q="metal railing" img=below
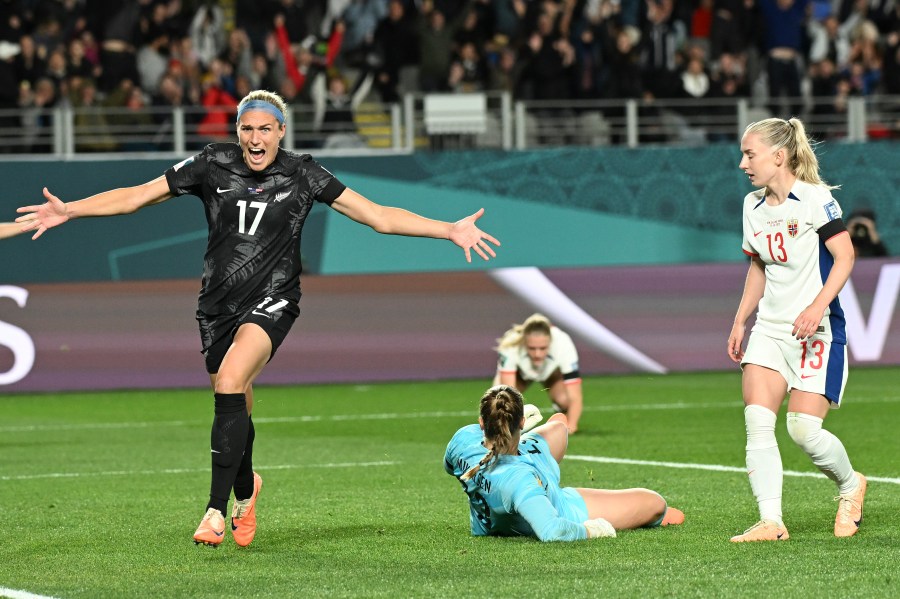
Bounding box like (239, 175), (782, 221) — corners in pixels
(3, 93), (898, 159)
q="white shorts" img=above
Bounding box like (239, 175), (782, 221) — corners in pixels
(742, 332), (848, 407)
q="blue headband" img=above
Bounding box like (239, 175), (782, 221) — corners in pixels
(236, 100), (285, 125)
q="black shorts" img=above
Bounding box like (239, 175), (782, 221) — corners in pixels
(198, 296), (300, 374)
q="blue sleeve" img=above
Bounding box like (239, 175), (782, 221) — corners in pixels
(505, 470), (587, 542)
(515, 495), (588, 542)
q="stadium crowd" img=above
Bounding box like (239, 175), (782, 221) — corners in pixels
(1, 0), (899, 150)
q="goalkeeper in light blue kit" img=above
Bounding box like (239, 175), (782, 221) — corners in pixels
(444, 385), (684, 541)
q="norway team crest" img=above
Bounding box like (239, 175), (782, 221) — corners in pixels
(787, 218), (798, 238)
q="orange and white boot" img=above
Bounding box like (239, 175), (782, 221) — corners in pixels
(231, 472), (263, 547)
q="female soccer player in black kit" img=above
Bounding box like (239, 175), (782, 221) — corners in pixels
(16, 90), (501, 547)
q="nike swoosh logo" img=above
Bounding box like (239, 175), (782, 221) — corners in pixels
(211, 449), (221, 453)
(801, 374), (817, 379)
(754, 231), (763, 237)
(217, 187), (234, 193)
(252, 310), (269, 317)
(214, 530), (224, 537)
(777, 532), (785, 539)
(231, 521), (238, 531)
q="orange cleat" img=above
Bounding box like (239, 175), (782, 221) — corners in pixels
(193, 507), (226, 547)
(834, 472), (867, 538)
(231, 472), (263, 547)
(730, 519), (789, 542)
(661, 507), (685, 526)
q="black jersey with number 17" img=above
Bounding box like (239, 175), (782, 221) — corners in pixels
(164, 143), (346, 316)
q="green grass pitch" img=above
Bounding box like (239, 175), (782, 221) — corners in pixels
(2, 368), (898, 598)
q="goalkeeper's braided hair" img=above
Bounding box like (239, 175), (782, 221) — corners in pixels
(460, 385), (525, 481)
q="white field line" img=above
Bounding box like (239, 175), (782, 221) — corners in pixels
(567, 455), (900, 486)
(0, 588), (61, 599)
(3, 394), (898, 434)
(0, 461), (399, 482)
(4, 452), (899, 486)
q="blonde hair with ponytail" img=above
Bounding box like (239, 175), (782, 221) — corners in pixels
(495, 313), (553, 351)
(460, 385), (525, 482)
(743, 117), (838, 190)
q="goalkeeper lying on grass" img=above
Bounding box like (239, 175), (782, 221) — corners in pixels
(444, 385), (684, 541)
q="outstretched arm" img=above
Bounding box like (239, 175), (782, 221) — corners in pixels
(330, 187), (500, 262)
(16, 176), (174, 240)
(0, 222), (25, 240)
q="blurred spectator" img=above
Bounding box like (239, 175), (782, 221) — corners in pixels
(708, 0), (753, 60)
(417, 0), (470, 92)
(758, 0), (809, 118)
(883, 31), (899, 95)
(640, 0), (688, 99)
(67, 36), (97, 80)
(31, 15), (64, 55)
(808, 15), (852, 66)
(0, 38), (20, 153)
(190, 1), (226, 69)
(606, 24), (643, 100)
(136, 26), (169, 95)
(836, 0), (896, 34)
(236, 0), (275, 52)
(43, 45), (68, 91)
(248, 51), (279, 92)
(680, 53), (710, 103)
(448, 41), (489, 92)
(312, 68), (375, 148)
(488, 45), (524, 93)
(278, 0), (310, 43)
(340, 0), (388, 66)
(489, 0), (528, 43)
(690, 0), (714, 54)
(518, 10), (576, 100)
(846, 209), (889, 257)
(0, 0), (27, 42)
(14, 34), (45, 86)
(71, 78), (118, 152)
(371, 0), (419, 102)
(841, 19), (883, 95)
(274, 14), (344, 100)
(710, 51), (749, 94)
(571, 0), (619, 99)
(18, 76), (57, 152)
(104, 79), (156, 151)
(88, 0), (142, 93)
(196, 71), (238, 141)
(220, 28), (254, 85)
(808, 57), (842, 118)
(455, 2), (492, 50)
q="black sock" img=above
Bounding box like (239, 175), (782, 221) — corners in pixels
(206, 393), (249, 515)
(233, 417), (256, 501)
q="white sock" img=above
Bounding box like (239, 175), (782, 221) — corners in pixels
(786, 412), (857, 495)
(744, 404), (783, 525)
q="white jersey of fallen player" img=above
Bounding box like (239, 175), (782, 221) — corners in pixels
(498, 326), (580, 382)
(741, 179), (847, 343)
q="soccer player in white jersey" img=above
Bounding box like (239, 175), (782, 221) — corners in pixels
(494, 313), (585, 432)
(727, 117), (866, 542)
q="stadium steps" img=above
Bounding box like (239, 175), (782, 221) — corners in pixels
(354, 102), (429, 149)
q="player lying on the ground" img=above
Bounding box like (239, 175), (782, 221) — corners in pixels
(444, 385), (684, 541)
